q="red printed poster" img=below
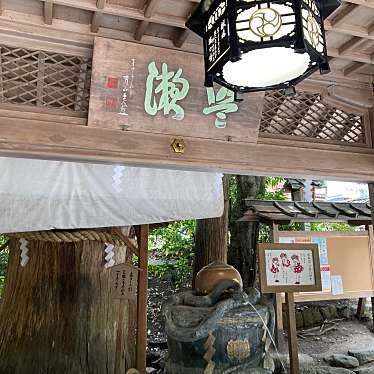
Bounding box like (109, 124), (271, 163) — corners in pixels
(265, 249), (315, 286)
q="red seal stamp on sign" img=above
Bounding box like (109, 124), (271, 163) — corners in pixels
(106, 76), (119, 89)
(105, 96), (118, 111)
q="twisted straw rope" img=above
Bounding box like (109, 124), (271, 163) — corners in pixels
(8, 230), (126, 246)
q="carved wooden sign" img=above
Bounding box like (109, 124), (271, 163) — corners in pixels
(110, 263), (139, 300)
(88, 37), (263, 144)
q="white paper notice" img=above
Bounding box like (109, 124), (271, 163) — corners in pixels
(279, 237), (295, 244)
(312, 237), (328, 265)
(331, 275), (344, 295)
(320, 265), (331, 292)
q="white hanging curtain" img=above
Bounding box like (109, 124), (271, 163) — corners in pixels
(0, 157), (224, 233)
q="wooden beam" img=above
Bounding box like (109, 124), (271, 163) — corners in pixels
(144, 0), (161, 18)
(134, 0), (161, 41)
(91, 12), (102, 33)
(96, 0), (106, 9)
(2, 117), (374, 181)
(0, 10), (203, 55)
(329, 47), (374, 66)
(173, 29), (191, 48)
(328, 3), (358, 27)
(134, 20), (149, 41)
(325, 22), (374, 41)
(339, 36), (364, 54)
(344, 0), (374, 9)
(44, 0), (53, 25)
(368, 22), (374, 35)
(343, 61), (367, 76)
(92, 0), (106, 33)
(39, 0), (186, 29)
(136, 224), (149, 374)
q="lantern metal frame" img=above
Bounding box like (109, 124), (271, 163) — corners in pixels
(186, 0), (340, 94)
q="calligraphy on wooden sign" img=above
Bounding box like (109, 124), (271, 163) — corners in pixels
(110, 263), (139, 300)
(88, 37), (263, 143)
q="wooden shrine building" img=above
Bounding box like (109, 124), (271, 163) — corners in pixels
(0, 0), (371, 181)
(0, 1), (373, 374)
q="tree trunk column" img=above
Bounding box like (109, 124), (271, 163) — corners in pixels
(193, 175), (229, 281)
(0, 234), (136, 374)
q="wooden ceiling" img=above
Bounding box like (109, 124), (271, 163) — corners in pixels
(0, 0), (372, 87)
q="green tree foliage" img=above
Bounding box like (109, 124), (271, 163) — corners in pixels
(148, 220), (195, 287)
(148, 176), (288, 286)
(310, 222), (353, 231)
(258, 176), (287, 201)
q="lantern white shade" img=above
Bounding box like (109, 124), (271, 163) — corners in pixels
(222, 47), (311, 88)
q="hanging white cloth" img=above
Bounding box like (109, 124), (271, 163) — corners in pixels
(0, 157), (223, 233)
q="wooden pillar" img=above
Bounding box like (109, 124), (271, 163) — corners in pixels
(0, 234), (136, 374)
(136, 224), (149, 374)
(271, 223), (283, 344)
(367, 184), (374, 330)
(285, 292), (300, 374)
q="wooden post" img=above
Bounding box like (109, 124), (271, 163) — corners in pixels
(285, 292), (300, 374)
(368, 183), (374, 331)
(371, 297), (374, 331)
(136, 224), (149, 374)
(271, 223), (282, 345)
(356, 298), (366, 320)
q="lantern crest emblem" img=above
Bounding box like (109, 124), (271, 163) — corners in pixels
(248, 8), (282, 38)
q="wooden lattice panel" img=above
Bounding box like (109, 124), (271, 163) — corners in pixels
(0, 45), (91, 113)
(260, 90), (366, 145)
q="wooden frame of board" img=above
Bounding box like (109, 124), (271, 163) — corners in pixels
(272, 226), (374, 331)
(258, 243), (322, 294)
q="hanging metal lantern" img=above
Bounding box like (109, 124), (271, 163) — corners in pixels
(186, 0), (340, 95)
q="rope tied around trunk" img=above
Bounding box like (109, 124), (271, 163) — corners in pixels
(8, 229), (127, 247)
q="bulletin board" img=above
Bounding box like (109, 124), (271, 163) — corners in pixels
(273, 226), (374, 329)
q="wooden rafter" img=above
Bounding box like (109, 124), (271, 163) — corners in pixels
(343, 62), (367, 76)
(134, 0), (162, 41)
(43, 0), (53, 25)
(325, 22), (374, 42)
(0, 0), (368, 83)
(338, 36), (364, 54)
(328, 46), (374, 65)
(91, 0), (106, 33)
(173, 29), (191, 48)
(173, 3), (198, 48)
(96, 0), (106, 9)
(327, 3), (358, 27)
(39, 0), (186, 29)
(345, 0), (374, 9)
